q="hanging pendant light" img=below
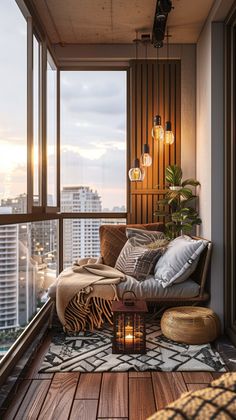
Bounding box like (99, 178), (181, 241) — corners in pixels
(141, 38), (152, 167)
(152, 43), (164, 142)
(129, 158), (145, 181)
(152, 115), (164, 142)
(129, 31), (145, 181)
(164, 121), (174, 145)
(141, 143), (152, 167)
(164, 27), (175, 145)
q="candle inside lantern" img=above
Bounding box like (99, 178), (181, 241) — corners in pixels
(125, 324), (135, 341)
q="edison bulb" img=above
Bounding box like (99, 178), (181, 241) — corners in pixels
(129, 159), (145, 181)
(164, 121), (175, 145)
(152, 115), (164, 142)
(140, 152), (152, 167)
(140, 144), (152, 167)
(164, 130), (175, 145)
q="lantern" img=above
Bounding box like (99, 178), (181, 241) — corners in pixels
(112, 291), (148, 354)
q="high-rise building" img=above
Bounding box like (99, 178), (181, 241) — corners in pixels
(0, 196), (58, 331)
(61, 186), (102, 267)
(1, 194), (27, 214)
(0, 221), (19, 330)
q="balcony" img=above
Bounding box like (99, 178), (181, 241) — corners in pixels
(0, 0), (236, 419)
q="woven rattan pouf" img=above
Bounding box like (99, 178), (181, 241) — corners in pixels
(161, 306), (220, 345)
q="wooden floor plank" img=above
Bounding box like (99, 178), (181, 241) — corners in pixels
(187, 383), (208, 392)
(69, 400), (98, 420)
(25, 333), (53, 379)
(98, 373), (128, 418)
(2, 380), (31, 420)
(75, 373), (102, 399)
(129, 372), (151, 377)
(38, 372), (79, 420)
(129, 377), (156, 420)
(14, 379), (51, 420)
(182, 372), (213, 384)
(152, 372), (187, 410)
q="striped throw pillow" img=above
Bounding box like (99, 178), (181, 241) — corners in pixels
(115, 238), (165, 281)
(126, 228), (165, 245)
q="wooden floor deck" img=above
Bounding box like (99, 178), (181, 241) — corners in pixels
(2, 334), (223, 420)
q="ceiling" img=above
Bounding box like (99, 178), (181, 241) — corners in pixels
(32, 0), (215, 45)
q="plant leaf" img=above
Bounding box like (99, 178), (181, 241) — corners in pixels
(182, 178), (200, 187)
(165, 165), (182, 186)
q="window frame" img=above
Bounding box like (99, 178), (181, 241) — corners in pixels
(59, 67), (130, 271)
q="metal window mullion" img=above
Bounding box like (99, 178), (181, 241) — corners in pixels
(37, 39), (43, 207)
(127, 68), (131, 223)
(41, 41), (47, 210)
(57, 70), (61, 210)
(27, 17), (33, 213)
(59, 217), (63, 273)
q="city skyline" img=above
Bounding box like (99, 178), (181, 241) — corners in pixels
(0, 186), (126, 213)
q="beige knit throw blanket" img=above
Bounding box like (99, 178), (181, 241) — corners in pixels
(53, 263), (125, 331)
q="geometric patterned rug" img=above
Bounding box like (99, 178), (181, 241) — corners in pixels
(39, 322), (226, 373)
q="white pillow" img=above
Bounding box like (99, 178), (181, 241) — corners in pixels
(154, 235), (208, 288)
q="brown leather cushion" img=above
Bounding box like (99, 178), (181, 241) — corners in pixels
(99, 223), (165, 267)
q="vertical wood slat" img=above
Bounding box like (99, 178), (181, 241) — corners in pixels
(129, 59), (181, 224)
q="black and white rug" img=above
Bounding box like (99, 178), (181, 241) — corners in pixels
(39, 323), (226, 373)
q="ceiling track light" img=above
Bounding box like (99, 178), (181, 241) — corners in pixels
(152, 0), (173, 48)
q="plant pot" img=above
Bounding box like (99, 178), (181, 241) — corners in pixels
(169, 186), (182, 191)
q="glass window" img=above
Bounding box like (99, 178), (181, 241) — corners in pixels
(63, 218), (126, 268)
(60, 71), (127, 213)
(0, 220), (58, 357)
(0, 0), (27, 213)
(33, 35), (40, 205)
(47, 52), (57, 206)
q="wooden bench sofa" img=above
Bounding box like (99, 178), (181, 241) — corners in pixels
(59, 222), (212, 332)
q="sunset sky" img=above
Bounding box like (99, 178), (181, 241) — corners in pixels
(0, 1), (127, 211)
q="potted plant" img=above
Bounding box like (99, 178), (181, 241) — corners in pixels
(155, 165), (201, 239)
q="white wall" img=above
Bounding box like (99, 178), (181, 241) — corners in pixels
(196, 22), (212, 239)
(196, 0), (233, 326)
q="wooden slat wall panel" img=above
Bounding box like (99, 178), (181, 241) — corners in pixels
(129, 59), (181, 224)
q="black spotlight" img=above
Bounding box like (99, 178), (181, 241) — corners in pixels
(152, 0), (173, 48)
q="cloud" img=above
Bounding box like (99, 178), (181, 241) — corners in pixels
(60, 147), (127, 209)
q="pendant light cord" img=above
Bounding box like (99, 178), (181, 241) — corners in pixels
(135, 31), (138, 164)
(167, 27), (171, 122)
(146, 41), (148, 146)
(157, 45), (159, 113)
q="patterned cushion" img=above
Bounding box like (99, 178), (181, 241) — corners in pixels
(115, 238), (165, 281)
(99, 223), (165, 267)
(126, 227), (166, 245)
(148, 373), (236, 420)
